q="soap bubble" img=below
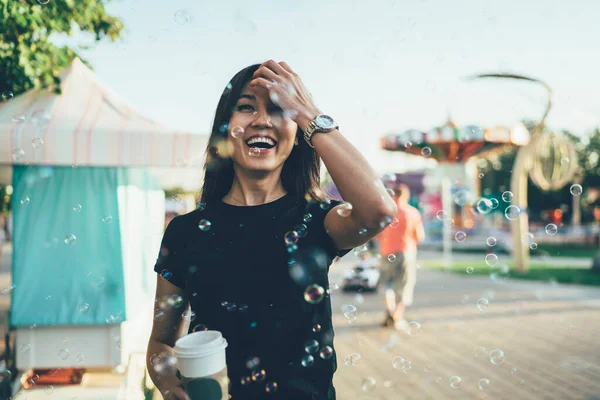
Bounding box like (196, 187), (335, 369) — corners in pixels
(20, 196), (30, 205)
(312, 324), (321, 333)
(476, 198), (493, 214)
(466, 267), (474, 274)
(174, 10), (189, 25)
(545, 224), (558, 235)
(102, 214), (113, 224)
(485, 253), (498, 267)
(361, 377), (376, 392)
(58, 348), (70, 360)
(475, 347), (487, 358)
(570, 184), (583, 196)
(73, 204), (82, 212)
(32, 137), (44, 149)
(344, 353), (361, 366)
(449, 376), (462, 389)
(435, 210), (447, 220)
(453, 189), (474, 206)
(421, 147), (432, 156)
(505, 205), (521, 220)
(489, 198), (499, 209)
(77, 303), (90, 314)
(231, 126), (244, 138)
(486, 237), (497, 247)
(303, 284), (325, 304)
(64, 234), (77, 246)
(455, 231), (467, 242)
(160, 269), (172, 280)
(387, 254), (397, 262)
(530, 242), (538, 250)
(501, 191), (514, 202)
(12, 149), (25, 161)
(198, 219), (211, 232)
(407, 321), (421, 335)
(489, 349), (505, 364)
(284, 231), (299, 245)
(301, 354), (314, 367)
(251, 369), (266, 382)
(319, 346), (334, 359)
(342, 304), (357, 320)
(477, 298), (489, 311)
(336, 202), (353, 217)
(265, 382), (278, 393)
(1, 91), (13, 101)
(304, 340), (319, 354)
(478, 378), (490, 391)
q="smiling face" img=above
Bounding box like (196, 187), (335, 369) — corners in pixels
(227, 82), (298, 174)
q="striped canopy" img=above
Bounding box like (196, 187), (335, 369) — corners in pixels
(0, 58), (207, 169)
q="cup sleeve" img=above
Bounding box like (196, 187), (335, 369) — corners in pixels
(153, 216), (186, 290)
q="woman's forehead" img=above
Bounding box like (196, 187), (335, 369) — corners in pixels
(239, 83), (270, 101)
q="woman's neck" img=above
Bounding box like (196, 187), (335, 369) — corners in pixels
(222, 181), (288, 206)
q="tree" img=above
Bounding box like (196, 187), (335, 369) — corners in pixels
(0, 0), (123, 97)
(480, 127), (600, 223)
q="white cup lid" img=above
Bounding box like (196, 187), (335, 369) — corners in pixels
(174, 331), (228, 357)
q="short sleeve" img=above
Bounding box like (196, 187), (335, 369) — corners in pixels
(308, 199), (352, 261)
(153, 216), (186, 289)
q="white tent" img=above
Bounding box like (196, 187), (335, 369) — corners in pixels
(0, 57), (207, 190)
(0, 59), (208, 374)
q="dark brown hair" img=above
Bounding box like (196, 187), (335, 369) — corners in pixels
(198, 63), (323, 206)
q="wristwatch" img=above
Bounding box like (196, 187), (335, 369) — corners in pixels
(303, 114), (339, 148)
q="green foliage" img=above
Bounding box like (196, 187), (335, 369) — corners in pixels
(0, 0), (123, 96)
(422, 260), (600, 286)
(480, 127), (600, 222)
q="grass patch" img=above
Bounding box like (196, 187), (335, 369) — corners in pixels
(451, 244), (599, 258)
(421, 260), (600, 286)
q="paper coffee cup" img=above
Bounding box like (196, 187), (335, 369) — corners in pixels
(174, 331), (228, 378)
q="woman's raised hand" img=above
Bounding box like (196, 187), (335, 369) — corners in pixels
(249, 60), (320, 125)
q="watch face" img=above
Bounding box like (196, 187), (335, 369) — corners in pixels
(315, 114), (335, 129)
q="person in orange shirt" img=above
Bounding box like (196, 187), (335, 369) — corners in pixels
(376, 184), (425, 331)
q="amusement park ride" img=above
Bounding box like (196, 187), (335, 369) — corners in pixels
(380, 73), (578, 272)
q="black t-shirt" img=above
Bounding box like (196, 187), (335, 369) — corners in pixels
(154, 194), (351, 400)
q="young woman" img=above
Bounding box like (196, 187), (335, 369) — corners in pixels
(147, 60), (397, 400)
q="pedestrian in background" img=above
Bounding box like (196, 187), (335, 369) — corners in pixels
(376, 184), (425, 331)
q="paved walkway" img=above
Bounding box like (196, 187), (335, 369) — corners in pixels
(329, 255), (600, 400)
(2, 244), (600, 399)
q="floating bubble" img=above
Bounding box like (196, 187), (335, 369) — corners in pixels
(444, 218), (455, 227)
(77, 303), (90, 314)
(174, 10), (189, 25)
(466, 267), (474, 274)
(38, 0), (51, 4)
(501, 191), (513, 202)
(361, 377), (376, 392)
(302, 213), (312, 223)
(73, 204), (82, 212)
(489, 349), (505, 364)
(312, 324), (321, 333)
(320, 199), (332, 210)
(304, 340), (319, 354)
(407, 321), (421, 336)
(76, 353), (85, 364)
(486, 237), (497, 247)
(479, 173), (484, 178)
(478, 378), (490, 391)
(510, 367), (518, 375)
(245, 356), (260, 370)
(387, 254), (397, 262)
(342, 304), (357, 320)
(319, 346), (333, 359)
(379, 215), (393, 228)
(20, 343), (31, 352)
(1, 91), (13, 101)
(477, 298), (489, 311)
(344, 353), (361, 366)
(435, 210), (447, 220)
(12, 115), (25, 123)
(485, 253), (498, 267)
(336, 202), (353, 217)
(545, 223), (558, 235)
(102, 214), (113, 224)
(303, 284), (325, 304)
(404, 141), (412, 148)
(453, 189), (474, 206)
(295, 353), (314, 369)
(231, 126), (244, 138)
(248, 147), (261, 157)
(32, 137), (44, 149)
(530, 242), (538, 250)
(168, 294), (184, 308)
(20, 196), (30, 205)
(421, 147), (432, 156)
(489, 198), (499, 209)
(58, 348), (70, 360)
(449, 376), (462, 389)
(64, 234), (77, 246)
(198, 219), (211, 232)
(160, 269), (172, 280)
(265, 381), (278, 393)
(570, 184), (583, 196)
(12, 149), (25, 161)
(251, 369), (266, 382)
(390, 217), (399, 228)
(475, 346), (487, 358)
(505, 205), (521, 220)
(455, 231), (467, 242)
(392, 356), (406, 369)
(284, 231), (299, 245)
(476, 198), (493, 214)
